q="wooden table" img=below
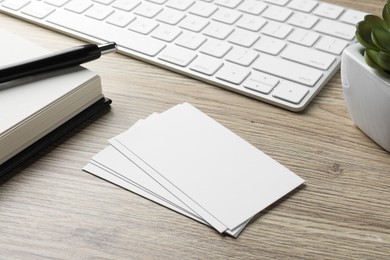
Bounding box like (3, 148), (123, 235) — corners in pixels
(1, 1), (389, 259)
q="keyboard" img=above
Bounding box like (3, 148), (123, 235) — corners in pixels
(0, 0), (367, 111)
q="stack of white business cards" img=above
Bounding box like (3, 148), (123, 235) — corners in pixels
(83, 103), (304, 237)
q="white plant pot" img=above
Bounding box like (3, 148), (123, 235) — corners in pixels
(341, 43), (390, 152)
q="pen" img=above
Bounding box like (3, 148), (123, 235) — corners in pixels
(0, 42), (117, 84)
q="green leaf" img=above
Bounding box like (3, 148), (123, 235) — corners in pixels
(385, 1), (390, 27)
(363, 14), (387, 29)
(365, 49), (390, 75)
(364, 50), (390, 77)
(364, 50), (382, 70)
(356, 19), (382, 50)
(376, 51), (390, 71)
(372, 28), (390, 52)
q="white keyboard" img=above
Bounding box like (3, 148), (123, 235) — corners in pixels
(0, 0), (366, 111)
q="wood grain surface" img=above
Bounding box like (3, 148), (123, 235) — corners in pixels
(1, 1), (389, 259)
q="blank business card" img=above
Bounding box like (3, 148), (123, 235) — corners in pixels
(109, 103), (304, 233)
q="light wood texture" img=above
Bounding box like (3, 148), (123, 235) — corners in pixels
(1, 1), (389, 259)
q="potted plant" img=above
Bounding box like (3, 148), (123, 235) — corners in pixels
(341, 0), (390, 152)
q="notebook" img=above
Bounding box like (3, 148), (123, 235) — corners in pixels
(0, 28), (111, 176)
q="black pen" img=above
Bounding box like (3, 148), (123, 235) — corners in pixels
(0, 42), (117, 84)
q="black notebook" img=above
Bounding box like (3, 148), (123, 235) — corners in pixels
(0, 29), (111, 176)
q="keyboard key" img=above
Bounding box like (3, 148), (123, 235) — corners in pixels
(85, 5), (114, 20)
(128, 17), (159, 34)
(188, 1), (217, 17)
(199, 39), (232, 58)
(287, 12), (318, 29)
(253, 54), (322, 86)
(315, 36), (348, 55)
(227, 28), (259, 47)
(2, 0), (30, 11)
(214, 0), (243, 9)
(112, 0), (140, 11)
(133, 2), (163, 18)
(44, 0), (70, 7)
(166, 0), (194, 11)
(175, 31), (207, 50)
(65, 0), (93, 14)
(93, 0), (114, 4)
(272, 81), (309, 104)
(203, 21), (234, 40)
(158, 45), (197, 66)
(245, 82), (274, 94)
(238, 0), (267, 15)
(287, 0), (318, 13)
(215, 62), (250, 84)
(253, 36), (286, 55)
(264, 0), (289, 6)
(340, 9), (367, 25)
(313, 2), (344, 19)
(179, 14), (209, 32)
(212, 8), (242, 25)
(225, 47), (258, 66)
(236, 14), (267, 32)
(262, 5), (293, 22)
(105, 10), (136, 27)
(156, 8), (186, 25)
(244, 71), (279, 94)
(147, 0), (167, 4)
(261, 21), (293, 39)
(281, 44), (336, 70)
(189, 54), (223, 75)
(151, 24), (182, 42)
(314, 19), (355, 40)
(287, 28), (320, 47)
(22, 2), (55, 19)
